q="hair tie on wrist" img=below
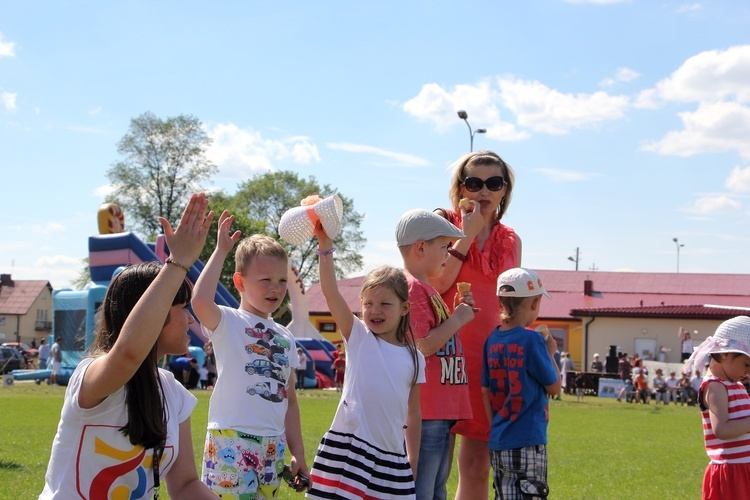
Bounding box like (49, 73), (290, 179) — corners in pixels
(447, 247), (468, 262)
(165, 257), (190, 273)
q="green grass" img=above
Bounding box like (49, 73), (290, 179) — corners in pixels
(0, 384), (705, 499)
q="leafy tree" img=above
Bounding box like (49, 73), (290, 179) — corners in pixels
(106, 112), (217, 236)
(201, 171), (365, 301)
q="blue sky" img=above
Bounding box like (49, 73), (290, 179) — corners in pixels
(2, 1), (750, 290)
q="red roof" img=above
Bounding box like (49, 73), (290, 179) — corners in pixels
(0, 278), (53, 315)
(570, 304), (750, 320)
(305, 269), (750, 320)
(537, 270), (750, 321)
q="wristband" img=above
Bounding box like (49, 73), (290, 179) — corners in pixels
(447, 247), (468, 262)
(165, 257), (190, 273)
(317, 246), (336, 257)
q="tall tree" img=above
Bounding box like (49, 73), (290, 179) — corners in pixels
(106, 112), (217, 236)
(201, 171), (365, 296)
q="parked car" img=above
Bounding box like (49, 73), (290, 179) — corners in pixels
(0, 346), (25, 374)
(1, 342), (38, 358)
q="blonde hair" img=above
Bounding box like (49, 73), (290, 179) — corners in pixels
(448, 150), (516, 220)
(498, 284), (537, 323)
(234, 234), (288, 274)
(360, 266), (420, 386)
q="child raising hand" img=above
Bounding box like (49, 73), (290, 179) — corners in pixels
(306, 223), (426, 499)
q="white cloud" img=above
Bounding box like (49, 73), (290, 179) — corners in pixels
(675, 3), (701, 14)
(685, 195), (741, 214)
(206, 123), (321, 179)
(599, 67), (640, 87)
(93, 184), (115, 199)
(534, 168), (601, 182)
(0, 33), (15, 58)
(649, 45), (750, 104)
(327, 143), (430, 168)
(498, 77), (629, 134)
(88, 107), (102, 116)
(726, 165), (750, 192)
(404, 77), (628, 139)
(402, 80), (528, 141)
(1, 92), (17, 113)
(641, 101), (750, 158)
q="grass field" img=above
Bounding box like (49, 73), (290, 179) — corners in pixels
(0, 382), (706, 499)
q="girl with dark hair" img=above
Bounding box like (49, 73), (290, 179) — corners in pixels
(41, 193), (216, 499)
(307, 223), (425, 498)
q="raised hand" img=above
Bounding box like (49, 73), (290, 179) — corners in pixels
(158, 193), (215, 267)
(216, 210), (242, 255)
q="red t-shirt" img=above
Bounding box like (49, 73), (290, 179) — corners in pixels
(408, 274), (471, 421)
(440, 210), (519, 440)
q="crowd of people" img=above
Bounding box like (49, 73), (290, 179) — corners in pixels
(36, 153), (749, 499)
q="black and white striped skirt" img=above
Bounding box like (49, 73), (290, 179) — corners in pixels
(306, 429), (415, 499)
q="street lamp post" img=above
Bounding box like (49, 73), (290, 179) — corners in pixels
(457, 110), (486, 152)
(567, 247), (580, 271)
(673, 237), (684, 273)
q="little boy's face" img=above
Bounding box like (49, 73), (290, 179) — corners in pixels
(235, 254), (288, 317)
(423, 236), (453, 279)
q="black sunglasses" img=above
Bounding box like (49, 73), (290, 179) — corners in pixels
(462, 176), (506, 192)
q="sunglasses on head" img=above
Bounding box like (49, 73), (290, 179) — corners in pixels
(462, 176), (506, 192)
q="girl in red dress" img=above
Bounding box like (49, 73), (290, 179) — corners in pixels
(433, 151), (522, 499)
(684, 316), (750, 499)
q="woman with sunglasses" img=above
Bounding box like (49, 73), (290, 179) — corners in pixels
(433, 150), (522, 500)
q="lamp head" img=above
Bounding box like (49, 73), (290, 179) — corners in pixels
(673, 237), (678, 243)
(476, 128), (487, 134)
(457, 110), (468, 120)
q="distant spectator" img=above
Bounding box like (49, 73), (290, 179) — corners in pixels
(575, 371), (585, 402)
(296, 347), (307, 391)
(635, 372), (650, 404)
(679, 373), (695, 405)
(203, 341), (217, 387)
(38, 338), (49, 370)
(169, 355), (191, 386)
(333, 350), (346, 392)
(49, 337), (63, 386)
(199, 363), (209, 389)
(679, 327), (694, 362)
(690, 369), (703, 400)
(560, 352), (575, 394)
(665, 371), (680, 404)
(617, 377), (635, 403)
(590, 353), (603, 373)
(185, 358), (199, 390)
(653, 368), (667, 404)
(618, 353), (632, 382)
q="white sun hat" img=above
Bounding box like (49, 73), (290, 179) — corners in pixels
(683, 316), (750, 375)
(278, 194), (344, 245)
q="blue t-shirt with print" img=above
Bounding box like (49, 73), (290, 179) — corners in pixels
(481, 325), (559, 450)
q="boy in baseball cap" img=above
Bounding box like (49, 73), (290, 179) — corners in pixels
(482, 267), (560, 498)
(395, 208), (474, 499)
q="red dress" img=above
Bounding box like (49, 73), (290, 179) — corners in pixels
(440, 209), (519, 441)
(700, 376), (750, 499)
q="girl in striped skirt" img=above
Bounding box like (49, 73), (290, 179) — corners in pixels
(308, 224), (425, 499)
(684, 316), (750, 499)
